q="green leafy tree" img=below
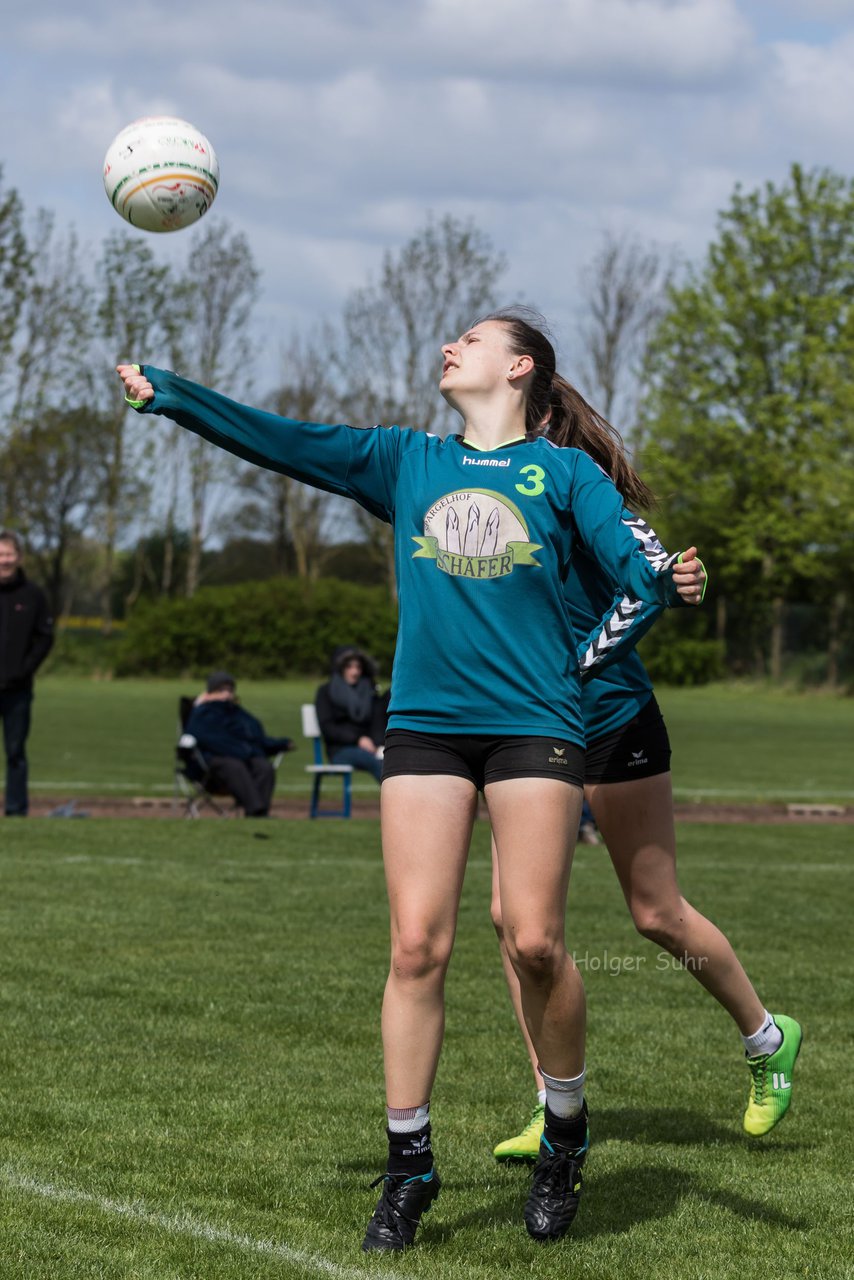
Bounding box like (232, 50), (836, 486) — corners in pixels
(641, 164), (854, 680)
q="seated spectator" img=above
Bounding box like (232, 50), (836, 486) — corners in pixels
(185, 671), (295, 817)
(315, 647), (389, 784)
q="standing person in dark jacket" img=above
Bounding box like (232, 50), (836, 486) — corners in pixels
(315, 647), (389, 784)
(184, 671), (295, 817)
(0, 530), (53, 816)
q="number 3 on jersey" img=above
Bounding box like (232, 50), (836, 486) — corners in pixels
(515, 464), (546, 497)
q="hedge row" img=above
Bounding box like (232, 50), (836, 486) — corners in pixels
(115, 578), (399, 679)
(115, 575), (724, 687)
(637, 611), (725, 686)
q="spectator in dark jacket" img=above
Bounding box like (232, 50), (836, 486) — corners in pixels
(0, 530), (53, 816)
(184, 670), (294, 816)
(315, 646), (389, 784)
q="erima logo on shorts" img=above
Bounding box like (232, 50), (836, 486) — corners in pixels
(627, 749), (648, 767)
(549, 746), (569, 765)
(461, 454), (511, 467)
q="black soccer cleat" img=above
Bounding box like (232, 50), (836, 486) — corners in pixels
(523, 1125), (588, 1243)
(361, 1168), (441, 1252)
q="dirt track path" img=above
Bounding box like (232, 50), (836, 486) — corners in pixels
(28, 795), (853, 824)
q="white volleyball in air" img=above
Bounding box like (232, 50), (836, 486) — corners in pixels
(103, 116), (219, 233)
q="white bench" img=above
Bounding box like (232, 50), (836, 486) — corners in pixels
(301, 703), (353, 818)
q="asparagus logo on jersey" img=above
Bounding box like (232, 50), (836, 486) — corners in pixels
(413, 489), (541, 580)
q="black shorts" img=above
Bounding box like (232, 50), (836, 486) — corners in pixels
(584, 694), (671, 784)
(382, 730), (585, 791)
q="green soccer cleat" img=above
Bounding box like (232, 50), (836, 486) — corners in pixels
(743, 1013), (803, 1136)
(493, 1102), (545, 1163)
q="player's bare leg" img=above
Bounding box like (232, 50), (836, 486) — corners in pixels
(363, 773), (477, 1253)
(486, 777), (589, 1241)
(586, 772), (766, 1032)
(380, 774), (478, 1104)
(489, 837), (546, 1160)
(588, 771), (801, 1134)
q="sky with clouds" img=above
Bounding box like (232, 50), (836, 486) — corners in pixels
(2, 0), (854, 386)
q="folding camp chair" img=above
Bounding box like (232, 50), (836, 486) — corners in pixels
(173, 695), (236, 818)
(301, 703), (353, 818)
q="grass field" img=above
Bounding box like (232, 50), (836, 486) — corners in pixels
(1, 818), (851, 1278)
(23, 676), (854, 805)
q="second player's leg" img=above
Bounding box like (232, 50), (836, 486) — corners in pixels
(490, 836), (542, 1085)
(586, 772), (766, 1034)
(486, 777), (585, 1080)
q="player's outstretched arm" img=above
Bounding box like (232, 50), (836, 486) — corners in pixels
(115, 361), (402, 523)
(117, 364), (154, 403)
(673, 547), (706, 605)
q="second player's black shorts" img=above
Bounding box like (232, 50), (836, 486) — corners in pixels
(382, 729), (585, 791)
(584, 693), (671, 784)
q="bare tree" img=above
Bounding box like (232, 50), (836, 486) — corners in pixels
(93, 231), (172, 629)
(235, 334), (351, 579)
(0, 405), (103, 615)
(165, 221), (259, 596)
(0, 168), (32, 389)
(0, 215), (103, 618)
(576, 230), (674, 442)
(330, 214), (506, 595)
(4, 214), (94, 428)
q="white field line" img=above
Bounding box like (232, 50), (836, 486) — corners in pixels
(2, 1165), (393, 1280)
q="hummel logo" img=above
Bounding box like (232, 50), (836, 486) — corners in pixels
(553, 747), (566, 756)
(772, 1072), (792, 1091)
(461, 454), (511, 467)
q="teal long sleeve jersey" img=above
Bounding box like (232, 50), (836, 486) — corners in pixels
(572, 534), (661, 742)
(132, 367), (683, 746)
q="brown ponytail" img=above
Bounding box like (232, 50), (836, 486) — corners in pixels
(546, 373), (656, 511)
(478, 306), (656, 511)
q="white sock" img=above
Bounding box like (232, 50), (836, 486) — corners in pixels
(742, 1011), (783, 1058)
(539, 1065), (585, 1119)
(387, 1102), (430, 1133)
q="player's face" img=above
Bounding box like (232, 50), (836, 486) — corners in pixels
(0, 539), (21, 581)
(439, 321), (515, 404)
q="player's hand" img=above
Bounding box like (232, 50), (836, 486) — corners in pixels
(673, 546), (706, 605)
(116, 363), (154, 402)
